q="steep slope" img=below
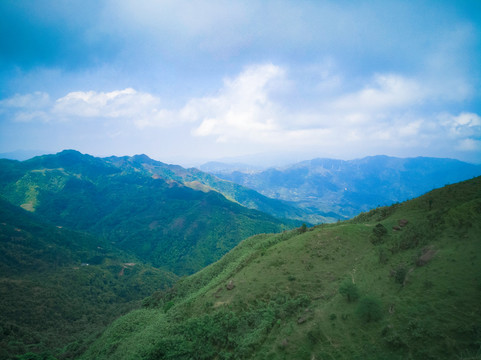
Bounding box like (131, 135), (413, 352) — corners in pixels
(80, 176), (481, 360)
(0, 150), (297, 275)
(0, 197), (177, 360)
(104, 154), (317, 223)
(208, 155), (481, 220)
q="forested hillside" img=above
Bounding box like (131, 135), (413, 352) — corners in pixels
(0, 150), (298, 275)
(0, 197), (177, 359)
(81, 176), (481, 359)
(104, 154), (316, 223)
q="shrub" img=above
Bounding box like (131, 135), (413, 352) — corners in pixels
(398, 225), (431, 250)
(378, 247), (389, 264)
(299, 223), (307, 233)
(339, 279), (359, 302)
(163, 301), (175, 312)
(356, 296), (383, 323)
(370, 223), (388, 245)
(393, 265), (408, 285)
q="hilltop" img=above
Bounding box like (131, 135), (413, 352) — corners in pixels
(80, 176), (481, 359)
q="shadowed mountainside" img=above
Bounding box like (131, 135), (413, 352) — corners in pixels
(0, 197), (177, 359)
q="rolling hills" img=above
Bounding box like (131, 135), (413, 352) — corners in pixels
(204, 155), (481, 221)
(0, 150), (299, 275)
(103, 154), (314, 223)
(79, 176), (481, 359)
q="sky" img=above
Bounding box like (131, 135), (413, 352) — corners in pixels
(1, 0), (480, 166)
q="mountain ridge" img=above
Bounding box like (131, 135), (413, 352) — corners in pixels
(102, 152), (320, 223)
(0, 150), (300, 275)
(205, 155), (481, 220)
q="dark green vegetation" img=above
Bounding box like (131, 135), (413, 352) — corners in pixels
(0, 150), (301, 358)
(80, 176), (481, 359)
(0, 150), (298, 275)
(0, 197), (177, 359)
(207, 155), (481, 221)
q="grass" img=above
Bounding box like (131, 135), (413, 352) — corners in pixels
(79, 177), (481, 359)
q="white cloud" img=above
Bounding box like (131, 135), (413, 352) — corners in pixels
(0, 88), (177, 128)
(439, 112), (481, 138)
(332, 74), (425, 111)
(456, 138), (481, 151)
(0, 92), (51, 109)
(0, 92), (52, 122)
(187, 64), (284, 142)
(13, 111), (51, 123)
(2, 63), (480, 162)
(452, 112), (481, 127)
(129, 63), (287, 143)
(53, 88), (160, 120)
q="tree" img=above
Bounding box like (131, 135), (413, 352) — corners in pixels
(394, 265), (407, 285)
(299, 223), (307, 233)
(356, 296), (383, 323)
(339, 279), (359, 302)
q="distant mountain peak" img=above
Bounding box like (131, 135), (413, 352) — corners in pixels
(131, 154), (156, 164)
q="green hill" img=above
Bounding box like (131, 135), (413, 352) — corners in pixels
(0, 197), (177, 360)
(0, 150), (298, 275)
(104, 154), (318, 223)
(80, 176), (481, 360)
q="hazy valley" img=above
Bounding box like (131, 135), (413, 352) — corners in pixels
(202, 156), (481, 221)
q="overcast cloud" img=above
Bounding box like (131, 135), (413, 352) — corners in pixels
(0, 0), (480, 165)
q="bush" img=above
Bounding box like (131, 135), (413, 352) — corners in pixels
(393, 265), (408, 285)
(370, 223), (388, 245)
(339, 279), (360, 302)
(378, 247), (389, 264)
(356, 296), (383, 323)
(299, 223), (308, 233)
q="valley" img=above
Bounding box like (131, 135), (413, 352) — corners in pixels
(2, 1), (479, 359)
(203, 156), (481, 221)
(0, 150), (480, 359)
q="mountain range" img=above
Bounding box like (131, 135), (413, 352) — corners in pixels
(202, 155), (481, 221)
(1, 150), (480, 359)
(0, 150), (302, 359)
(0, 150), (300, 275)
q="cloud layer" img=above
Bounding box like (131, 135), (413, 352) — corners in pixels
(0, 1), (480, 164)
(2, 63), (480, 162)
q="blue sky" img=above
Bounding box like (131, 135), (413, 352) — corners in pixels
(1, 0), (480, 166)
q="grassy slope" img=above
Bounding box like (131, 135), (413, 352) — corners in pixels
(0, 197), (177, 360)
(80, 176), (481, 360)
